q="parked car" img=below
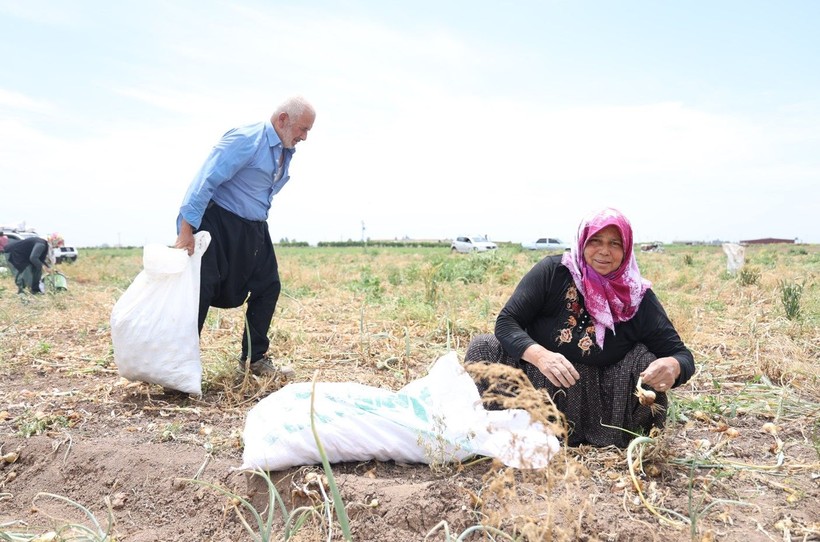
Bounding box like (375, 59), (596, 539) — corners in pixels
(640, 241), (664, 253)
(1, 229), (41, 251)
(1, 229), (40, 242)
(451, 235), (498, 253)
(54, 246), (79, 263)
(1, 230), (79, 262)
(521, 237), (570, 251)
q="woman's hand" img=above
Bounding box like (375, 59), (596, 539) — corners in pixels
(640, 356), (681, 392)
(523, 344), (580, 388)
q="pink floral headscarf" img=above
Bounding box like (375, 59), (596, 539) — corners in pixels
(561, 207), (650, 349)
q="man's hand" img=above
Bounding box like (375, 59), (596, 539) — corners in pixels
(640, 356), (681, 392)
(175, 220), (195, 256)
(523, 344), (580, 388)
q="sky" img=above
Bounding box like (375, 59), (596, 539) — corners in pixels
(1, 0), (818, 248)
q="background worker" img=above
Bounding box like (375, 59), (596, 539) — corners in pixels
(6, 233), (64, 295)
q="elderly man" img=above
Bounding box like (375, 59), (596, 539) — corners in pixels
(175, 97), (316, 378)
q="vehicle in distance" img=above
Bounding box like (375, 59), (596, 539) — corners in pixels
(451, 235), (498, 253)
(1, 230), (79, 263)
(1, 229), (41, 253)
(54, 246), (79, 263)
(521, 237), (569, 251)
(1, 229), (40, 243)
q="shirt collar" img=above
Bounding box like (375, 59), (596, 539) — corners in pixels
(264, 120), (296, 155)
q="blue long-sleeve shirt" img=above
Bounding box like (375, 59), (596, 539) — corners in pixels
(177, 120), (295, 231)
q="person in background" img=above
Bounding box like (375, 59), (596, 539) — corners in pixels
(6, 233), (64, 295)
(175, 96), (316, 378)
(464, 207), (695, 447)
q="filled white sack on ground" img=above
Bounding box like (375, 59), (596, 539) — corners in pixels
(241, 351), (560, 471)
(110, 231), (210, 395)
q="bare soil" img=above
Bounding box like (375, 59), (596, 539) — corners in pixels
(3, 338), (818, 541)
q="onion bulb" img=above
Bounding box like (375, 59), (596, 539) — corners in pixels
(634, 378), (664, 414)
(761, 422), (779, 435)
(634, 377), (656, 405)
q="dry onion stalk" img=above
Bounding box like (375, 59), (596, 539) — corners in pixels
(635, 377), (665, 415)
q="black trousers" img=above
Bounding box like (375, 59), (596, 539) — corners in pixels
(196, 203), (281, 362)
(12, 262), (43, 294)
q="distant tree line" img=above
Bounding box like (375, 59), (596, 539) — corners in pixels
(316, 239), (451, 248)
(276, 238), (310, 247)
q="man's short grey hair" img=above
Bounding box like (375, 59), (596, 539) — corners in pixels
(274, 96), (315, 118)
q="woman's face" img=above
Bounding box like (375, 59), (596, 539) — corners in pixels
(583, 225), (624, 276)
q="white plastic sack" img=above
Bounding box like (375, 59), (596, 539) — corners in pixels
(722, 243), (745, 274)
(110, 232), (210, 395)
(241, 352), (560, 471)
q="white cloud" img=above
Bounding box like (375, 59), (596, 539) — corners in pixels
(0, 1), (82, 26)
(0, 88), (54, 112)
